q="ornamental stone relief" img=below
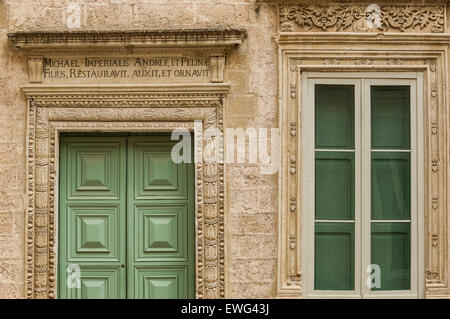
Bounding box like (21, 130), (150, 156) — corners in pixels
(279, 4), (445, 33)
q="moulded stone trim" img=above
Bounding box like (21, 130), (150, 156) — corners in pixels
(8, 29), (247, 50)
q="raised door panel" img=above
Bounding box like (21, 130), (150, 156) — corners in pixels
(67, 205), (120, 261)
(66, 266), (122, 299)
(135, 266), (188, 299)
(133, 139), (189, 200)
(135, 204), (188, 261)
(66, 142), (122, 199)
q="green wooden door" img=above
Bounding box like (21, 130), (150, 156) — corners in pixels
(127, 136), (195, 299)
(58, 134), (195, 299)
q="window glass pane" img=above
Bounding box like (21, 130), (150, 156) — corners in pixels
(315, 84), (355, 149)
(315, 152), (354, 220)
(371, 86), (410, 149)
(315, 222), (355, 290)
(372, 152), (410, 220)
(371, 222), (411, 290)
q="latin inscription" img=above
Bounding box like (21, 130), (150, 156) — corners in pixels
(42, 56), (211, 83)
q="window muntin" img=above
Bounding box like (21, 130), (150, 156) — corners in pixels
(302, 73), (423, 298)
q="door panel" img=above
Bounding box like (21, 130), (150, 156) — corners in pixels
(135, 204), (189, 261)
(69, 266), (122, 299)
(59, 137), (127, 299)
(135, 266), (188, 299)
(68, 205), (121, 260)
(134, 141), (189, 200)
(127, 136), (195, 299)
(66, 142), (123, 199)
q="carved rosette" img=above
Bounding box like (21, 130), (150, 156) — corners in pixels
(279, 4), (445, 33)
(24, 88), (227, 299)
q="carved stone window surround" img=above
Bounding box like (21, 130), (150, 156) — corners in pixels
(278, 33), (449, 298)
(22, 84), (228, 299)
(279, 3), (447, 33)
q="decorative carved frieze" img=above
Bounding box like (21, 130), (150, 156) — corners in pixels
(279, 4), (445, 33)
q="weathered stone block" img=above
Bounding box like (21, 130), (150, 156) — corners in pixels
(229, 234), (276, 259)
(227, 94), (257, 118)
(228, 259), (276, 283)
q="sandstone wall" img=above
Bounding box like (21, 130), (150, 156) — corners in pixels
(0, 0), (278, 298)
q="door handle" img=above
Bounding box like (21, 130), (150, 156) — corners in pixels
(121, 264), (125, 268)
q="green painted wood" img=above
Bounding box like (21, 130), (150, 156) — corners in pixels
(371, 152), (411, 220)
(59, 134), (195, 299)
(371, 222), (411, 290)
(127, 135), (195, 299)
(58, 137), (127, 299)
(314, 222), (355, 290)
(315, 84), (355, 149)
(371, 86), (410, 150)
(315, 151), (355, 220)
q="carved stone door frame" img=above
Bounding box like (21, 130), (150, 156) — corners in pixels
(277, 32), (450, 298)
(22, 84), (228, 299)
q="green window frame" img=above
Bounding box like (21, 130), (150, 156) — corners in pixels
(302, 72), (424, 298)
